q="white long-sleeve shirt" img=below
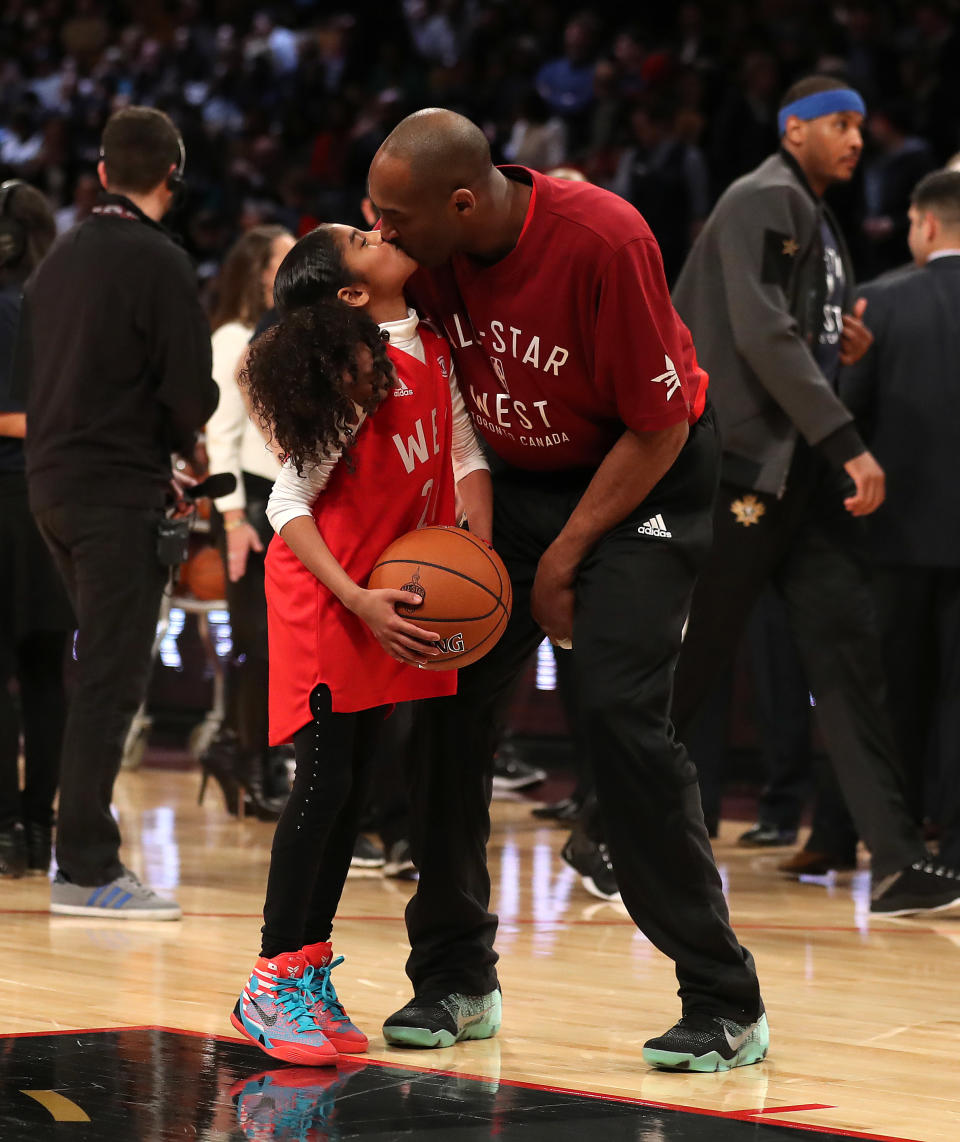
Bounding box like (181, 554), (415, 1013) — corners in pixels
(267, 308), (488, 534)
(206, 321), (282, 513)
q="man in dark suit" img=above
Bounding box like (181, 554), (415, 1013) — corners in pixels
(841, 169), (960, 873)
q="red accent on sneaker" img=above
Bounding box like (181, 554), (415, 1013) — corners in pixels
(299, 942), (369, 1054)
(301, 941), (333, 969)
(257, 950), (310, 981)
(229, 1011), (338, 1066)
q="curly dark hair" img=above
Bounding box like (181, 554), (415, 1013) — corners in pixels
(242, 225), (394, 475)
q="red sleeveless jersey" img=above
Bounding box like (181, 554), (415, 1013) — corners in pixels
(266, 329), (458, 741)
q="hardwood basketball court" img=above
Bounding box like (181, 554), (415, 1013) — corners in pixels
(1, 769), (958, 1141)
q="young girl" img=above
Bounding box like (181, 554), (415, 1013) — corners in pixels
(231, 224), (491, 1065)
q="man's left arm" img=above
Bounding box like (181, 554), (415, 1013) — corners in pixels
(532, 237), (695, 642)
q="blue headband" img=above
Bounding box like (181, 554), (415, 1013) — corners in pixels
(777, 89), (866, 135)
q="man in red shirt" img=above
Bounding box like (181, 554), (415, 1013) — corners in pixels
(368, 108), (766, 1072)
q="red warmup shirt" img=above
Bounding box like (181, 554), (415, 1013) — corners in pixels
(265, 330), (458, 742)
(408, 166), (708, 472)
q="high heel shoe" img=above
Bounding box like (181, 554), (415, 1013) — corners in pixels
(198, 728), (247, 816)
(198, 731), (287, 822)
(198, 755), (244, 817)
(235, 751), (287, 822)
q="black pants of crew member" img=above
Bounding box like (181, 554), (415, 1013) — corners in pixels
(35, 504), (168, 886)
(873, 565), (960, 867)
(404, 406), (762, 1021)
(0, 631), (68, 830)
(260, 685), (385, 957)
(671, 444), (925, 880)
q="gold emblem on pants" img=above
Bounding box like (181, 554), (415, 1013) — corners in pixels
(730, 494), (766, 527)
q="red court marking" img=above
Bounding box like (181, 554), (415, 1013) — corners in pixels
(0, 907), (942, 935)
(746, 1104), (837, 1115)
(0, 1025), (927, 1142)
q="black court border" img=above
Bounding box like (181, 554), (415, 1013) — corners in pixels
(0, 1025), (927, 1142)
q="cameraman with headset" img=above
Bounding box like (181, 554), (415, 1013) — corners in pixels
(16, 107), (217, 919)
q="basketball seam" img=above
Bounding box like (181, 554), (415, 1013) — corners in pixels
(422, 605), (509, 668)
(372, 557), (510, 615)
(402, 609), (499, 622)
(427, 526), (506, 598)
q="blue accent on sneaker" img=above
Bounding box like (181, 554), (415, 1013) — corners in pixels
(231, 958), (338, 1065)
(100, 886), (122, 907)
(112, 892), (132, 908)
(86, 885), (107, 906)
(304, 956), (368, 1051)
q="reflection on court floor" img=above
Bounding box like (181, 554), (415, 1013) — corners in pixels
(0, 1027), (901, 1142)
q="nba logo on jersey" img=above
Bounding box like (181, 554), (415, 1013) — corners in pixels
(437, 355), (448, 378)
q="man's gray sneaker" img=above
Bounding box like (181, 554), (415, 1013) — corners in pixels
(50, 868), (182, 920)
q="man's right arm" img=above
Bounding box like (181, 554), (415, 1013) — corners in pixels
(146, 248), (219, 454)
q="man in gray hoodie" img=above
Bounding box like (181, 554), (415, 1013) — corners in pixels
(671, 75), (960, 916)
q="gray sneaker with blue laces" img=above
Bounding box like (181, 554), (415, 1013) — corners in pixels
(50, 867), (182, 920)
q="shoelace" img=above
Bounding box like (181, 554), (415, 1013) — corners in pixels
(306, 956), (350, 1025)
(116, 870), (161, 900)
(273, 965), (322, 1032)
(913, 860), (957, 879)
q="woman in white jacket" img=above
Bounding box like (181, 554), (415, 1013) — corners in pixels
(204, 224), (294, 818)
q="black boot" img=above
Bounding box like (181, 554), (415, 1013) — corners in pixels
(25, 820), (52, 877)
(0, 822), (27, 878)
(263, 746), (293, 799)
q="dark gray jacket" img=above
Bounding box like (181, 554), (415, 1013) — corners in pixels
(839, 254), (960, 566)
(673, 150), (865, 495)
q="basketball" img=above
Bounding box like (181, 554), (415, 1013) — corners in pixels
(368, 526), (512, 670)
(180, 543), (227, 601)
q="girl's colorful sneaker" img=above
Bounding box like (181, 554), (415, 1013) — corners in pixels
(231, 950), (339, 1066)
(300, 941), (369, 1053)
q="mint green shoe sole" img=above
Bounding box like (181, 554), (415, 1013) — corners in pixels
(642, 1014), (770, 1072)
(383, 992), (501, 1049)
(642, 1042), (768, 1072)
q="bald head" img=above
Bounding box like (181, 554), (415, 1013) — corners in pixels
(377, 108), (492, 190)
(368, 108), (506, 267)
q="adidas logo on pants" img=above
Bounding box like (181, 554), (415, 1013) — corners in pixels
(638, 514), (672, 538)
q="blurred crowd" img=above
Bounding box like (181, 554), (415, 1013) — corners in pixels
(2, 0), (959, 296)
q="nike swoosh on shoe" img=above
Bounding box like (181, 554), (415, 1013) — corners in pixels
(724, 1025), (752, 1052)
(249, 996), (278, 1027)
